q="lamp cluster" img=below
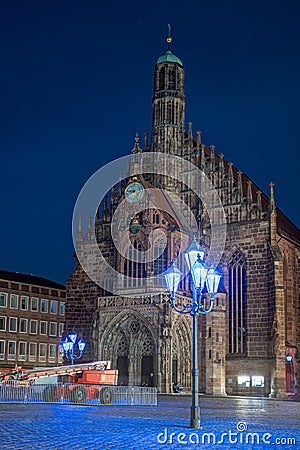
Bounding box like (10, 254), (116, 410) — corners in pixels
(164, 237), (221, 315)
(61, 332), (86, 364)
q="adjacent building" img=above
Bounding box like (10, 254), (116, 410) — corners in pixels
(65, 35), (300, 397)
(0, 270), (66, 370)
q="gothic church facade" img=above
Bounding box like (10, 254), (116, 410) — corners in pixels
(66, 37), (300, 397)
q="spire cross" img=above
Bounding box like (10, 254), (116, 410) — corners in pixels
(167, 23), (172, 49)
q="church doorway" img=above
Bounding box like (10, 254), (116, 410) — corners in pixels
(141, 356), (154, 386)
(117, 356), (129, 385)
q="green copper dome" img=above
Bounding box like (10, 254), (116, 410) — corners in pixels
(156, 49), (183, 66)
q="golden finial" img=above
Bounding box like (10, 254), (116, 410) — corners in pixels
(132, 132), (141, 154)
(166, 23), (172, 49)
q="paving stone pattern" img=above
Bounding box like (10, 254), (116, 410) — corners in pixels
(0, 395), (299, 449)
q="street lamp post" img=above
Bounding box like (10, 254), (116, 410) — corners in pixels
(164, 238), (221, 428)
(61, 332), (86, 365)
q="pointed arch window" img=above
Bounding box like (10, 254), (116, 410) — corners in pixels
(228, 251), (247, 353)
(153, 237), (168, 286)
(159, 67), (166, 90)
(168, 68), (176, 90)
(123, 240), (143, 288)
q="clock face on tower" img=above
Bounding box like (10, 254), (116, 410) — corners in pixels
(125, 182), (144, 203)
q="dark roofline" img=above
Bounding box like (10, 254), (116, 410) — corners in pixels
(187, 134), (300, 245)
(0, 270), (65, 290)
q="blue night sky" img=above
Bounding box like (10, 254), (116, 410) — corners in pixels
(0, 0), (299, 285)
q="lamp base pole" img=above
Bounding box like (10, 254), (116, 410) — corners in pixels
(190, 313), (201, 429)
(190, 406), (201, 429)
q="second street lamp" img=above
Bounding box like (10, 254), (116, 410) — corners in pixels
(61, 332), (86, 365)
(164, 239), (221, 429)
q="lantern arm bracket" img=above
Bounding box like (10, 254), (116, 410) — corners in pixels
(170, 295), (193, 315)
(198, 295), (215, 315)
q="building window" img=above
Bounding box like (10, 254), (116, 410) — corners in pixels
(228, 251), (247, 354)
(153, 236), (168, 286)
(21, 296), (29, 310)
(9, 317), (17, 332)
(30, 320), (37, 334)
(208, 349), (212, 359)
(59, 323), (64, 337)
(0, 292), (8, 308)
(39, 343), (47, 362)
(0, 316), (7, 331)
(252, 376), (264, 387)
(237, 375), (250, 387)
(41, 299), (48, 313)
(18, 342), (27, 361)
(49, 322), (57, 337)
(49, 344), (56, 361)
(59, 302), (65, 316)
(216, 332), (219, 343)
(8, 341), (16, 360)
(123, 240), (144, 288)
(29, 343), (37, 362)
(10, 294), (18, 309)
(50, 300), (58, 314)
(31, 297), (38, 312)
(19, 318), (28, 333)
(40, 321), (48, 335)
(0, 340), (5, 359)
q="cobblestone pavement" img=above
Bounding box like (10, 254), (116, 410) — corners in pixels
(0, 395), (299, 449)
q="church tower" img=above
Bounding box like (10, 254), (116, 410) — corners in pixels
(151, 26), (185, 155)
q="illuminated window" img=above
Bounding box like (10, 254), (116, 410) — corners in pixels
(228, 251), (247, 353)
(237, 375), (250, 387)
(252, 376), (264, 387)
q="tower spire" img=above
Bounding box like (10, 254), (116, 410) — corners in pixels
(151, 30), (185, 156)
(167, 23), (172, 50)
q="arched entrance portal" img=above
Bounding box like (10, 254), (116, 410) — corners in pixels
(98, 311), (157, 387)
(172, 317), (192, 389)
